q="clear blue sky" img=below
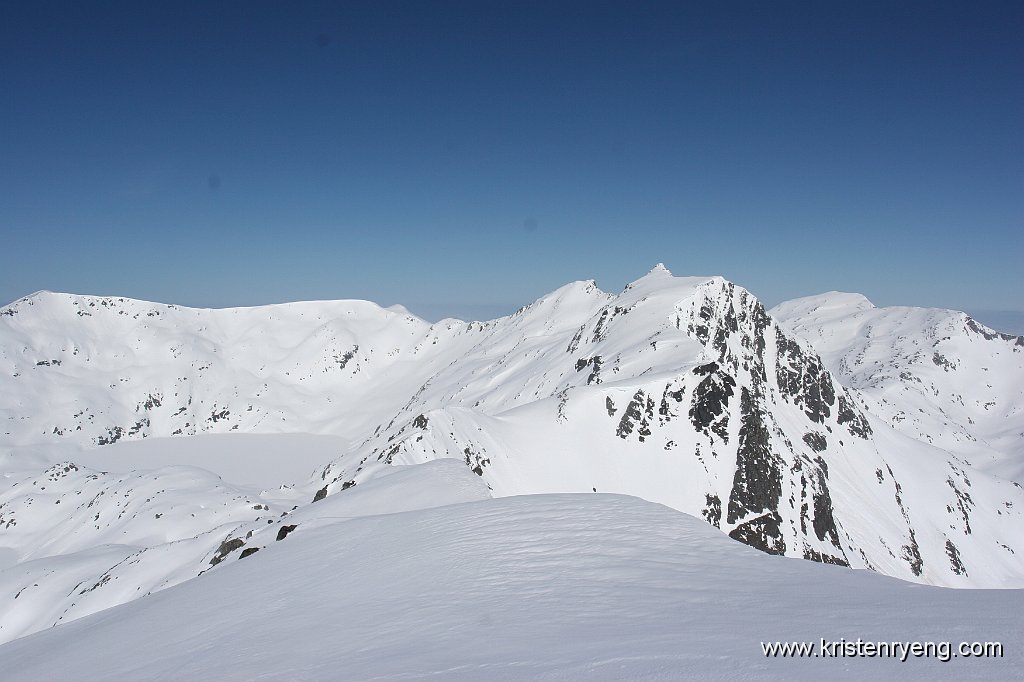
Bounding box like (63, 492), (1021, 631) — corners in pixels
(2, 1), (1021, 323)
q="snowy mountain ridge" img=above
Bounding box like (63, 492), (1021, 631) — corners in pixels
(771, 292), (1024, 482)
(1, 267), (1023, 646)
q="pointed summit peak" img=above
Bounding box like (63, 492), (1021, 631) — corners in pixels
(623, 264), (674, 291)
(624, 263), (674, 288)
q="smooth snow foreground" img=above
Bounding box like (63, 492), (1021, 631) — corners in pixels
(1, 467), (1020, 681)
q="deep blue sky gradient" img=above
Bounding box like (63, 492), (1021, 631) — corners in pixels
(2, 1), (1021, 324)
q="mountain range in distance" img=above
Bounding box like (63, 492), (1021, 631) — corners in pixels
(1, 265), (1021, 678)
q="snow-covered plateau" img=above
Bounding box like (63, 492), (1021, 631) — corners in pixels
(1, 266), (1021, 679)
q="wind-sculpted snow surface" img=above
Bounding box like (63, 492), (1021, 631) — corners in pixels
(1, 492), (1020, 681)
(1, 266), (1023, 646)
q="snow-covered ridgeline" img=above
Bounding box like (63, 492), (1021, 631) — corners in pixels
(1, 267), (1023, 647)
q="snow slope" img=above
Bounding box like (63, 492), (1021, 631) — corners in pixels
(49, 432), (345, 490)
(0, 457), (487, 644)
(1, 484), (1020, 681)
(771, 293), (1024, 483)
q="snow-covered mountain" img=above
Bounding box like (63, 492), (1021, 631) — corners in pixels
(1, 267), (1022, 648)
(771, 293), (1024, 483)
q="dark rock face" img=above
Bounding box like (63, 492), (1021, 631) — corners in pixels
(946, 476), (974, 535)
(689, 366), (736, 443)
(685, 285), (770, 369)
(276, 524), (297, 541)
(574, 356), (604, 385)
(811, 476), (843, 552)
(946, 539), (968, 576)
(210, 538), (246, 566)
(680, 280), (885, 566)
(742, 294), (771, 362)
(966, 318), (1024, 347)
(615, 390), (654, 441)
(902, 540), (924, 576)
(464, 447), (490, 476)
(836, 394), (872, 438)
(888, 467), (924, 577)
(658, 384), (684, 422)
(565, 326), (585, 353)
(728, 511), (786, 555)
(45, 462), (79, 481)
(591, 308), (611, 343)
(677, 282), (873, 563)
(803, 547), (849, 566)
(335, 346), (359, 370)
(312, 486), (328, 503)
(208, 407), (230, 423)
(702, 494), (722, 528)
(96, 426), (124, 446)
(239, 547), (260, 559)
(802, 432), (827, 453)
(775, 329), (836, 424)
(932, 352), (956, 372)
(680, 285), (824, 560)
(692, 361), (720, 376)
(727, 388), (783, 526)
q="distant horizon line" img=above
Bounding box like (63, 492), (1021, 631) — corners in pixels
(4, 282), (1023, 335)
